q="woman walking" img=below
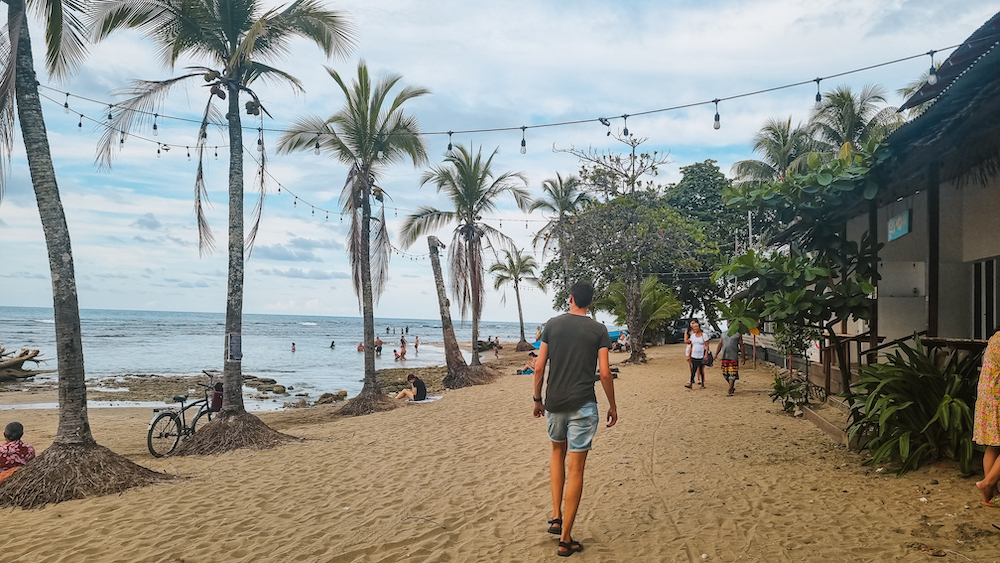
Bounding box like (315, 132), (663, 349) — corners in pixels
(685, 320), (711, 389)
(975, 326), (1000, 506)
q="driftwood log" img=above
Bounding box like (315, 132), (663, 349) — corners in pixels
(0, 346), (54, 381)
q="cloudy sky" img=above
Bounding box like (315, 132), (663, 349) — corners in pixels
(1, 0), (996, 325)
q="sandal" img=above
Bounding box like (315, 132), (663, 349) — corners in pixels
(547, 518), (562, 534)
(684, 383), (693, 389)
(557, 539), (583, 557)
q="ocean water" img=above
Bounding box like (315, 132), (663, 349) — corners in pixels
(0, 307), (536, 407)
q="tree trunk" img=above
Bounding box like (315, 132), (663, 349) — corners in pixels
(358, 172), (379, 396)
(826, 324), (852, 397)
(469, 240), (481, 367)
(220, 82), (246, 415)
(428, 236), (469, 385)
(626, 271), (646, 363)
(12, 4), (93, 446)
(515, 280), (527, 344)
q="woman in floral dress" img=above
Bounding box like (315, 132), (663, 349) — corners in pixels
(974, 328), (1000, 506)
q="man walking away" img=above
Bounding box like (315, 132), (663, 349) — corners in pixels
(533, 280), (617, 557)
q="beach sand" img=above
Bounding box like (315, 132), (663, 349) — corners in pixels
(2, 344), (1000, 562)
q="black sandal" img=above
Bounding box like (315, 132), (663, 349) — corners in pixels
(557, 539), (583, 557)
(547, 518), (562, 534)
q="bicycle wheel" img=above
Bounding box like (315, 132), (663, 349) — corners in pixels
(190, 407), (212, 434)
(147, 412), (181, 457)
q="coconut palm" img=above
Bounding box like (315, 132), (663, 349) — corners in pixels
(90, 0), (354, 449)
(897, 66), (939, 120)
(399, 144), (530, 368)
(490, 247), (545, 351)
(277, 63), (428, 412)
(730, 117), (814, 185)
(809, 84), (903, 159)
(0, 0), (172, 508)
(529, 173), (592, 292)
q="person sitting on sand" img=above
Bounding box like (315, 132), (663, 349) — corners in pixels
(0, 422), (36, 485)
(519, 351), (537, 374)
(395, 374), (427, 401)
(357, 342), (365, 352)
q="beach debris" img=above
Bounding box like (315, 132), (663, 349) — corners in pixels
(0, 346), (55, 381)
(906, 542), (946, 556)
(919, 497), (928, 503)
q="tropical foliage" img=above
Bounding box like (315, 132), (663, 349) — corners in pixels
(591, 276), (682, 342)
(489, 247), (544, 349)
(731, 117), (814, 185)
(847, 338), (982, 476)
(400, 144), (530, 366)
(809, 84), (902, 159)
(279, 63), (428, 411)
(529, 173), (592, 293)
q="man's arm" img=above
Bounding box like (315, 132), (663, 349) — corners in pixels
(532, 343), (549, 418)
(597, 347), (617, 427)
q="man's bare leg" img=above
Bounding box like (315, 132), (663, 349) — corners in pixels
(550, 441), (567, 527)
(560, 451), (589, 547)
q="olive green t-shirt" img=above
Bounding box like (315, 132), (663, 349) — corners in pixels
(541, 313), (612, 413)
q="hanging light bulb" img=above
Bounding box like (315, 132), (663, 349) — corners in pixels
(312, 207), (315, 215)
(325, 212), (329, 221)
(446, 131), (453, 155)
(927, 50), (938, 86)
(622, 114), (629, 137)
(107, 104), (113, 122)
(599, 117), (611, 136)
(214, 147), (218, 160)
(713, 99), (721, 130)
(814, 78), (823, 110)
(314, 139), (321, 155)
(293, 197), (297, 206)
(77, 115), (82, 131)
(157, 144), (162, 158)
(257, 128), (264, 152)
(63, 93), (70, 114)
(187, 146), (191, 161)
(520, 126), (526, 155)
(152, 114), (158, 136)
(119, 131), (126, 148)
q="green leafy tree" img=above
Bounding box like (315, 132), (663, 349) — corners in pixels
(91, 0), (355, 448)
(529, 173), (592, 293)
(0, 0), (172, 508)
(399, 144), (530, 372)
(592, 276), (682, 342)
(278, 63), (428, 413)
(490, 247), (545, 351)
(731, 117), (814, 185)
(716, 140), (891, 394)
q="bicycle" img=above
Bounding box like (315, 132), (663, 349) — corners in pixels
(147, 380), (220, 457)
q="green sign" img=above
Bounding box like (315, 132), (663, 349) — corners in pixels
(888, 209), (912, 242)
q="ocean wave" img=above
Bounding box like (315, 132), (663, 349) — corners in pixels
(35, 319), (55, 324)
(299, 322), (318, 326)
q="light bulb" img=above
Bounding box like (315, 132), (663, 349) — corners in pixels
(520, 139), (526, 154)
(714, 113), (721, 130)
(187, 147), (191, 161)
(314, 141), (320, 155)
(257, 138), (263, 152)
(63, 103), (69, 114)
(157, 146), (161, 158)
(927, 67), (938, 86)
(214, 148), (218, 160)
(377, 149), (384, 159)
(814, 92), (822, 110)
(152, 123), (158, 137)
(77, 118), (82, 131)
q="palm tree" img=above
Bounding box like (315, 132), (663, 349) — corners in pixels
(809, 84), (903, 159)
(490, 247), (544, 351)
(897, 66), (939, 120)
(277, 63), (428, 413)
(730, 117), (814, 184)
(592, 276), (682, 343)
(0, 0), (170, 508)
(529, 173), (592, 292)
(91, 0), (354, 449)
(399, 144), (530, 369)
(427, 235), (473, 387)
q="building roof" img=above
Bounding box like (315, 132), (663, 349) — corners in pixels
(872, 11), (1000, 204)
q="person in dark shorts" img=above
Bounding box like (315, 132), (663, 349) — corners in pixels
(715, 331), (745, 396)
(395, 374), (427, 401)
(375, 336), (383, 356)
(532, 281), (617, 557)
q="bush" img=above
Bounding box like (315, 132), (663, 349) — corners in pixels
(769, 372), (806, 413)
(846, 337), (983, 475)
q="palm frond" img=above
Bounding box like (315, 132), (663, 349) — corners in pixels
(192, 94), (218, 256)
(398, 206), (456, 248)
(275, 114), (335, 154)
(370, 204), (391, 301)
(244, 139), (267, 258)
(0, 15), (21, 202)
(243, 60), (303, 91)
(449, 234), (471, 319)
(30, 0), (90, 80)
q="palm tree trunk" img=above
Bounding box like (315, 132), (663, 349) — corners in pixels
(12, 2), (94, 445)
(359, 177), (378, 395)
(515, 280), (527, 343)
(469, 242), (481, 367)
(221, 82), (246, 414)
(428, 237), (468, 383)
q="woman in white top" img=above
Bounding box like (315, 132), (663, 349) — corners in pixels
(685, 320), (711, 388)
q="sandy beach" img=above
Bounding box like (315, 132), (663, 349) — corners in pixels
(3, 344), (1000, 562)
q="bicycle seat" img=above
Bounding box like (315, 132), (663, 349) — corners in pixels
(172, 394), (189, 403)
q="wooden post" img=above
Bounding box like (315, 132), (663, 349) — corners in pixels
(927, 162), (940, 337)
(868, 199), (879, 365)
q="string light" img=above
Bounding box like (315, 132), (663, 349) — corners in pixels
(599, 117), (611, 136)
(712, 99), (721, 130)
(520, 126), (526, 154)
(313, 138), (321, 155)
(63, 93), (69, 114)
(927, 50), (938, 85)
(257, 127), (264, 152)
(152, 113), (158, 136)
(119, 131), (126, 148)
(214, 147), (218, 160)
(157, 144), (161, 158)
(446, 131), (453, 155)
(186, 146), (191, 161)
(814, 78), (823, 110)
(77, 114), (82, 131)
(622, 114), (629, 137)
(107, 104), (113, 122)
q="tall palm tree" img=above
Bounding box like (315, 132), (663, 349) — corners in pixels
(809, 84), (903, 159)
(896, 66), (939, 120)
(529, 172), (591, 292)
(399, 144), (530, 367)
(730, 117), (813, 184)
(0, 0), (169, 508)
(278, 63), (428, 413)
(489, 247), (544, 351)
(90, 0), (354, 448)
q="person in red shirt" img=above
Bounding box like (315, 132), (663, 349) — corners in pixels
(0, 421), (36, 484)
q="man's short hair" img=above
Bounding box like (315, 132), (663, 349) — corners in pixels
(4, 421), (24, 441)
(569, 281), (595, 308)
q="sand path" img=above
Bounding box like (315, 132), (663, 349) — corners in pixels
(2, 345), (1000, 562)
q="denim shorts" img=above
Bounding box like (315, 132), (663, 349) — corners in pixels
(547, 401), (600, 452)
